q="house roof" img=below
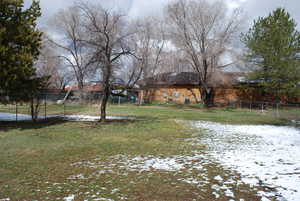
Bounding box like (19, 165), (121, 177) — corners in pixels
(65, 84), (104, 92)
(139, 71), (246, 88)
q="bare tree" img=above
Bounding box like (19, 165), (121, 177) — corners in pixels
(133, 17), (166, 79)
(78, 2), (139, 122)
(35, 38), (72, 90)
(48, 6), (96, 91)
(166, 0), (243, 106)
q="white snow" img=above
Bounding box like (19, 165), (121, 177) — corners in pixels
(93, 198), (114, 201)
(214, 175), (223, 181)
(0, 112), (33, 121)
(128, 156), (185, 171)
(64, 194), (75, 201)
(73, 154), (205, 172)
(0, 112), (136, 121)
(193, 121), (300, 201)
(0, 198), (10, 201)
(63, 115), (136, 121)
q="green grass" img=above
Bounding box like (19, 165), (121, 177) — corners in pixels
(104, 104), (291, 125)
(0, 118), (271, 200)
(0, 120), (193, 199)
(0, 104), (89, 116)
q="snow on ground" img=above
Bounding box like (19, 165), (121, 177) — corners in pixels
(0, 112), (136, 121)
(63, 115), (136, 121)
(64, 194), (75, 201)
(192, 121), (300, 201)
(0, 112), (34, 121)
(63, 194), (114, 201)
(71, 154), (206, 172)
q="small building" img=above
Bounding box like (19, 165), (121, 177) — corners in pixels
(137, 71), (296, 105)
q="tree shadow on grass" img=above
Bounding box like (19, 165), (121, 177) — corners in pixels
(0, 118), (153, 132)
(0, 117), (68, 132)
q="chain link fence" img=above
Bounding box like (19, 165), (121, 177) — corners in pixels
(0, 92), (299, 122)
(223, 100), (300, 122)
(0, 92), (138, 121)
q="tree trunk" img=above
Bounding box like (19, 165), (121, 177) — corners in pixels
(30, 98), (39, 122)
(100, 61), (112, 122)
(100, 85), (110, 122)
(30, 99), (36, 122)
(200, 87), (214, 107)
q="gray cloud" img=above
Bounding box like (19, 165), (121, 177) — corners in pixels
(241, 0), (300, 28)
(24, 0), (300, 29)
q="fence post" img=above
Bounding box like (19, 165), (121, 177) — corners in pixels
(261, 103), (264, 113)
(15, 102), (18, 121)
(250, 102), (252, 112)
(44, 94), (47, 119)
(276, 103), (279, 117)
(63, 102), (66, 118)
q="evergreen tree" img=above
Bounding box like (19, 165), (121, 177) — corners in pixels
(242, 8), (300, 100)
(0, 0), (43, 100)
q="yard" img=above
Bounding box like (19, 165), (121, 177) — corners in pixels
(0, 105), (299, 201)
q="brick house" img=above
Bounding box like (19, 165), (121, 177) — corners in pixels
(138, 71), (300, 105)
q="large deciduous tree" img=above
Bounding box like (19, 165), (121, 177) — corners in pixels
(48, 6), (96, 91)
(133, 17), (166, 79)
(166, 0), (243, 107)
(242, 8), (300, 100)
(36, 38), (72, 90)
(78, 2), (140, 122)
(0, 0), (43, 98)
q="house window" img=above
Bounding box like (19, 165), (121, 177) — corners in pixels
(173, 91), (180, 98)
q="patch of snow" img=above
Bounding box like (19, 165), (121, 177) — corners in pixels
(0, 112), (136, 122)
(224, 188), (234, 197)
(73, 154), (206, 173)
(261, 197), (272, 201)
(212, 192), (220, 199)
(128, 156), (184, 171)
(178, 178), (199, 184)
(93, 198), (114, 201)
(0, 112), (33, 121)
(214, 175), (223, 182)
(0, 198), (10, 201)
(63, 115), (136, 121)
(64, 194), (75, 201)
(111, 188), (119, 194)
(211, 184), (221, 191)
(192, 121), (300, 201)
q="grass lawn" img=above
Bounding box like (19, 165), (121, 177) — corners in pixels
(0, 118), (272, 201)
(105, 104), (292, 125)
(0, 104), (298, 200)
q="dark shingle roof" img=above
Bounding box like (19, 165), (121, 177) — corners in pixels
(139, 71), (245, 88)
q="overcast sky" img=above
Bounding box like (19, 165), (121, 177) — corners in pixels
(24, 0), (300, 30)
